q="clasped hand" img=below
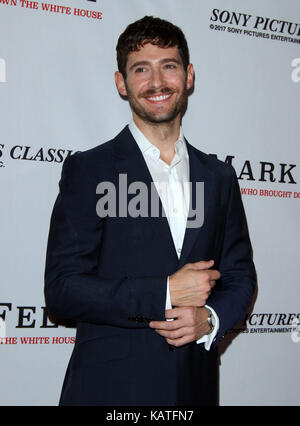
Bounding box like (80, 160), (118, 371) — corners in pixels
(149, 260), (220, 347)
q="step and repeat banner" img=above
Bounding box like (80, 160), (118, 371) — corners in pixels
(0, 0), (299, 406)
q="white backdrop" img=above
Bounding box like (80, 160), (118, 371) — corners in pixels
(0, 0), (299, 406)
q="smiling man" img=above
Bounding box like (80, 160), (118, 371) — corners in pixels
(116, 43), (192, 125)
(45, 16), (256, 406)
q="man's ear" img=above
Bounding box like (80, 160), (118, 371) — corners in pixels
(186, 64), (195, 92)
(115, 71), (128, 97)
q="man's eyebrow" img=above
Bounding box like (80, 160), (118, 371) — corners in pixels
(128, 58), (182, 71)
(160, 58), (182, 65)
(128, 60), (150, 71)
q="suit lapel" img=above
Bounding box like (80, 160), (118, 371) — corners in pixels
(112, 126), (214, 269)
(113, 126), (178, 261)
(178, 141), (214, 268)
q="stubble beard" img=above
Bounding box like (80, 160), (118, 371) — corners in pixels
(125, 84), (188, 125)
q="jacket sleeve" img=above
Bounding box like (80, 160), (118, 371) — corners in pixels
(44, 154), (167, 328)
(207, 166), (257, 347)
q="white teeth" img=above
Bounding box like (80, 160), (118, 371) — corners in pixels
(147, 94), (172, 101)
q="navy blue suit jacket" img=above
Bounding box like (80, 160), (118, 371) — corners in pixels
(44, 126), (256, 406)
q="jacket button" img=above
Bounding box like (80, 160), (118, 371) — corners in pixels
(136, 316), (143, 322)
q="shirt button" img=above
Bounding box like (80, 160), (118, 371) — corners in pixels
(173, 208), (178, 214)
(177, 248), (182, 254)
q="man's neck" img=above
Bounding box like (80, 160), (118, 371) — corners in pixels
(132, 114), (181, 165)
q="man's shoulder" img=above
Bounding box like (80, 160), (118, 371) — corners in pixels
(187, 142), (235, 179)
(69, 136), (115, 164)
(64, 126), (129, 170)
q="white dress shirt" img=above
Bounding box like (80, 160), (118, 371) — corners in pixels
(129, 120), (219, 350)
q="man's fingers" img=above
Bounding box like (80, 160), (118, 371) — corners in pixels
(150, 307), (202, 347)
(207, 269), (221, 280)
(166, 335), (194, 347)
(149, 318), (183, 330)
(150, 309), (186, 330)
(209, 280), (216, 288)
(165, 308), (180, 319)
(154, 327), (190, 340)
(185, 260), (214, 270)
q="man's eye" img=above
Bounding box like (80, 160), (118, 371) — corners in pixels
(165, 64), (176, 69)
(135, 67), (147, 73)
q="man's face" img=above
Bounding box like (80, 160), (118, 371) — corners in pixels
(115, 43), (194, 125)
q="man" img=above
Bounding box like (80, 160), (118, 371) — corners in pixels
(44, 16), (256, 406)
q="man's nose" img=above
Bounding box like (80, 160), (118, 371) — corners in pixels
(149, 67), (164, 90)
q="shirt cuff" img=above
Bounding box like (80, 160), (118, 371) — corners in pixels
(166, 276), (172, 309)
(196, 305), (219, 351)
(165, 277), (173, 321)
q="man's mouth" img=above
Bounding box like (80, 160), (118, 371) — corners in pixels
(144, 93), (173, 103)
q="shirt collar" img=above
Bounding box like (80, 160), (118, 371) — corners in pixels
(129, 120), (187, 162)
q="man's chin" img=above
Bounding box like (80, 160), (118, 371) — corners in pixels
(147, 116), (178, 124)
(134, 109), (181, 125)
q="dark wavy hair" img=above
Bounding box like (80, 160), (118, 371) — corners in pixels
(116, 16), (190, 77)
